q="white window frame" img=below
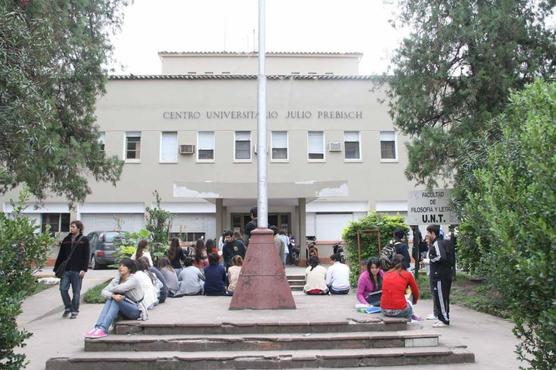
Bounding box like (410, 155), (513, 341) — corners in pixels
(271, 131), (289, 162)
(197, 131), (215, 162)
(380, 131), (398, 162)
(234, 131), (252, 162)
(307, 131), (325, 162)
(344, 131), (362, 161)
(124, 131), (141, 163)
(159, 131), (178, 163)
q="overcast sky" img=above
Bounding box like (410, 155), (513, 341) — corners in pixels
(110, 0), (404, 75)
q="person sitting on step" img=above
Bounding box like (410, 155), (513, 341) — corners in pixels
(303, 256), (329, 295)
(175, 257), (205, 296)
(380, 254), (420, 320)
(203, 253), (228, 296)
(85, 258), (147, 339)
(356, 257), (384, 306)
(326, 253), (351, 295)
(226, 255), (243, 295)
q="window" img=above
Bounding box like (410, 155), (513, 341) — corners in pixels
(197, 131), (215, 161)
(344, 131), (361, 160)
(271, 131), (288, 160)
(125, 131), (141, 160)
(380, 131), (397, 160)
(160, 132), (178, 162)
(169, 232), (205, 242)
(41, 213), (70, 236)
(234, 131), (251, 160)
(308, 131), (324, 160)
(98, 132), (105, 152)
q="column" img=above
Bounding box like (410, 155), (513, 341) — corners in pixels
(215, 198), (224, 237)
(298, 198), (306, 264)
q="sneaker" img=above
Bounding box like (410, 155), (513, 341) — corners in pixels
(70, 312), (78, 319)
(84, 328), (98, 338)
(411, 314), (424, 321)
(432, 320), (449, 328)
(88, 328), (107, 338)
(62, 310), (70, 318)
(425, 313), (437, 320)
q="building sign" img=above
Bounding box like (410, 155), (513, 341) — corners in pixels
(162, 110), (363, 120)
(407, 189), (459, 225)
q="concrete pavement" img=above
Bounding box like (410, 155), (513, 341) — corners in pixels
(18, 267), (523, 370)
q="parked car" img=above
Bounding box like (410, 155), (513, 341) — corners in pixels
(87, 231), (125, 269)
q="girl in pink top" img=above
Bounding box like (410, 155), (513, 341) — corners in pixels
(356, 258), (384, 305)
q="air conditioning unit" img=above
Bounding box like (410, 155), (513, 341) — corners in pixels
(179, 144), (195, 155)
(328, 142), (342, 152)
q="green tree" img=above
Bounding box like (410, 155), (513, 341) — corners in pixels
(0, 190), (54, 369)
(463, 80), (556, 369)
(145, 191), (172, 264)
(387, 0), (556, 271)
(0, 0), (127, 203)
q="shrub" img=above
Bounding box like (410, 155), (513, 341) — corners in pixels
(342, 212), (408, 286)
(145, 191), (171, 264)
(460, 80), (556, 369)
(113, 229), (151, 263)
(0, 190), (53, 369)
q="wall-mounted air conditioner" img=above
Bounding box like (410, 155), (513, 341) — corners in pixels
(328, 142), (342, 152)
(179, 144), (195, 155)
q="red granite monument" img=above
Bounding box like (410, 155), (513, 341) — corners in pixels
(229, 228), (296, 309)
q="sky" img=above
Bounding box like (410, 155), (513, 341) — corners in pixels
(109, 0), (405, 75)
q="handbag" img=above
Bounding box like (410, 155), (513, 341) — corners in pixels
(55, 236), (83, 279)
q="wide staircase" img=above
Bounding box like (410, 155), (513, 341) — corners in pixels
(46, 298), (475, 369)
(287, 272), (305, 292)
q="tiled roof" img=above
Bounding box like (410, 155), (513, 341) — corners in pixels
(109, 74), (380, 81)
(158, 51), (363, 57)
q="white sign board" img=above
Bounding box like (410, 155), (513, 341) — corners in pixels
(407, 189), (459, 225)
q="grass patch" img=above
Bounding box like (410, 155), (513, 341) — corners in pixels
(83, 280), (111, 304)
(415, 272), (510, 319)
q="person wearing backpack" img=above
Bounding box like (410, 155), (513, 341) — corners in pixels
(54, 220), (90, 319)
(425, 224), (455, 328)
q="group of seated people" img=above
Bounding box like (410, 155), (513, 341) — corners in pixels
(84, 238), (244, 338)
(304, 251), (420, 321)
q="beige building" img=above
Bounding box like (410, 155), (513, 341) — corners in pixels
(2, 52), (412, 251)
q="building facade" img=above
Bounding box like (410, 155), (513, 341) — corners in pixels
(1, 52), (413, 251)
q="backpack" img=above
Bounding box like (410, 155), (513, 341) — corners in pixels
(379, 242), (397, 271)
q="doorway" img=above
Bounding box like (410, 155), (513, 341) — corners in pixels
(231, 212), (291, 235)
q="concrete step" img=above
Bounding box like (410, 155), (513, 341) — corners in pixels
(46, 347), (475, 369)
(286, 275), (305, 281)
(115, 318), (409, 335)
(85, 330), (439, 352)
(288, 281), (304, 286)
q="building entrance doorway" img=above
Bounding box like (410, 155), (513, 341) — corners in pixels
(231, 212), (291, 235)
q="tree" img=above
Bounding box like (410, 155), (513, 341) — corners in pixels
(387, 0), (556, 270)
(0, 0), (127, 204)
(0, 190), (54, 369)
(463, 80), (556, 370)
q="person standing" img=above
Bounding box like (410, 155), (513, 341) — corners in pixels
(222, 230), (246, 270)
(271, 226), (286, 265)
(426, 224), (455, 327)
(278, 228), (290, 265)
(244, 207), (257, 244)
(393, 229), (411, 270)
(54, 220), (90, 319)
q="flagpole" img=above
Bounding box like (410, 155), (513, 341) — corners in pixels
(256, 0), (268, 229)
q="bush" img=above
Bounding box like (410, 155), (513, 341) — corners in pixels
(0, 190), (54, 369)
(113, 229), (151, 263)
(460, 80), (556, 369)
(342, 213), (408, 286)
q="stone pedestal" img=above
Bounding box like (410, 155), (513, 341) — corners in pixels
(229, 228), (296, 310)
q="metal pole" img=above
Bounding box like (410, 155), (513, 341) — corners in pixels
(256, 0), (268, 228)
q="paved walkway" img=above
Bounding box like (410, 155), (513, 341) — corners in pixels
(18, 267), (522, 369)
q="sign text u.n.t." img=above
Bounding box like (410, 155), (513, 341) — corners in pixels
(162, 110), (363, 120)
(407, 189), (459, 225)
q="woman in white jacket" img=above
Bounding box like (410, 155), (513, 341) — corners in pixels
(85, 258), (147, 338)
(304, 256), (329, 295)
(135, 257), (160, 309)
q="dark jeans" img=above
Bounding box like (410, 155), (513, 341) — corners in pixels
(329, 286), (350, 295)
(60, 271), (82, 313)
